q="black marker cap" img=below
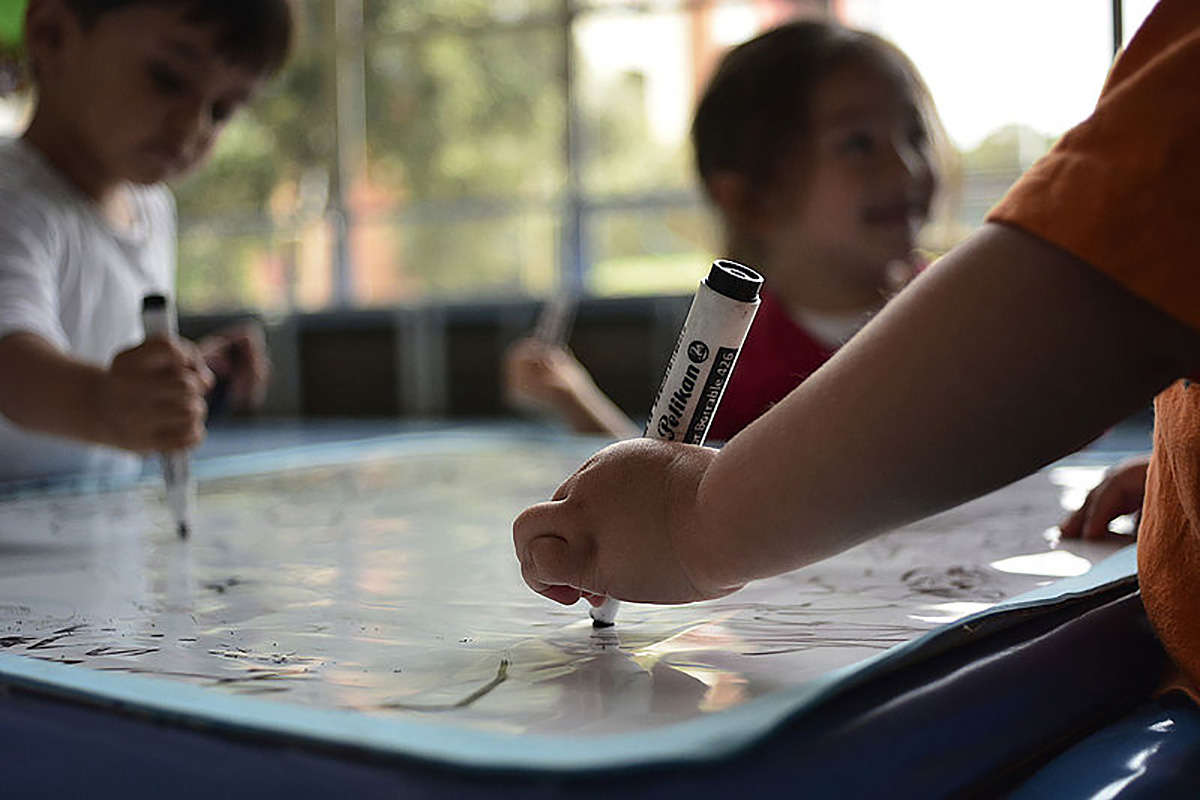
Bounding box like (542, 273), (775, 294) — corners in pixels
(142, 293), (168, 311)
(705, 260), (764, 303)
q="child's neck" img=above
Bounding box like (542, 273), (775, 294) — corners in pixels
(23, 116), (133, 230)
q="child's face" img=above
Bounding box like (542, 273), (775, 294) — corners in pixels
(34, 3), (266, 188)
(763, 60), (937, 293)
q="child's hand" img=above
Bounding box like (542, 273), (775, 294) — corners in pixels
(504, 338), (640, 438)
(513, 438), (740, 605)
(101, 338), (213, 453)
(504, 338), (590, 412)
(1060, 455), (1150, 539)
(199, 322), (271, 414)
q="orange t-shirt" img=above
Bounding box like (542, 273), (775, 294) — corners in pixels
(989, 0), (1200, 692)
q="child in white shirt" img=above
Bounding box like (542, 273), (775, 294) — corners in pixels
(0, 0), (291, 482)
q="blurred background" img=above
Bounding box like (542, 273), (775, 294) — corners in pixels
(0, 0), (1158, 422)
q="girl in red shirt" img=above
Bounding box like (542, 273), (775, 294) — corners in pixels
(506, 19), (949, 441)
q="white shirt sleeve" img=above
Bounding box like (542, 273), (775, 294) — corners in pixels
(0, 189), (69, 350)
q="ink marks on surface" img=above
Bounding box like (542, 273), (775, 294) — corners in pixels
(901, 565), (1007, 600)
(203, 576), (244, 594)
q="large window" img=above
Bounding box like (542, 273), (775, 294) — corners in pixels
(178, 0), (841, 312)
(842, 0), (1156, 228)
(0, 1), (1155, 313)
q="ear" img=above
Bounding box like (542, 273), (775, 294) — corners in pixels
(23, 0), (78, 81)
(704, 170), (772, 238)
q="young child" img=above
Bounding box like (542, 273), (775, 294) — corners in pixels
(514, 0), (1200, 699)
(505, 20), (948, 442)
(0, 0), (290, 483)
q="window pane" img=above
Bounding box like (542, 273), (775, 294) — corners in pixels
(363, 0), (561, 36)
(364, 28), (564, 201)
(349, 208), (558, 303)
(840, 0), (1124, 230)
(1122, 0), (1158, 47)
(175, 0), (336, 312)
(586, 201), (714, 296)
(352, 24), (564, 302)
(574, 8), (694, 196)
(178, 217), (336, 313)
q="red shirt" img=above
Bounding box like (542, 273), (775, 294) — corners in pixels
(708, 289), (834, 441)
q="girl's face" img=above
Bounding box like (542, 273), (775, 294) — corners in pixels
(759, 59), (938, 304)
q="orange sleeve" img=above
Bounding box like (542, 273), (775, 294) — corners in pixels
(988, 0), (1200, 331)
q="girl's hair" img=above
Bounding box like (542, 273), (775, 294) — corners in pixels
(62, 0), (293, 77)
(692, 19), (953, 201)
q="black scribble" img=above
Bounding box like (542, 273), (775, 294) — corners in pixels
(901, 565), (1006, 600)
(0, 636), (34, 648)
(207, 647), (320, 669)
(28, 632), (82, 650)
(210, 668), (313, 685)
(84, 646), (159, 658)
(380, 658), (509, 713)
(202, 577), (244, 594)
(50, 624), (86, 635)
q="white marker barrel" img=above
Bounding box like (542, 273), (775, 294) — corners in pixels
(591, 260), (763, 626)
(644, 260), (763, 444)
(142, 293), (195, 538)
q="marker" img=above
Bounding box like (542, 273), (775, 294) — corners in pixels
(590, 260), (763, 627)
(532, 287), (577, 348)
(141, 293), (195, 539)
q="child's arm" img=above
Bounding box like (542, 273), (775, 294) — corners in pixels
(513, 223), (1200, 606)
(1059, 454), (1150, 540)
(504, 338), (640, 439)
(0, 331), (213, 453)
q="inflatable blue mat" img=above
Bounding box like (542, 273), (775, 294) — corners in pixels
(0, 429), (1194, 797)
(1, 554), (1188, 797)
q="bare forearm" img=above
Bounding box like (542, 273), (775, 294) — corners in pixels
(0, 333), (114, 445)
(695, 224), (1200, 587)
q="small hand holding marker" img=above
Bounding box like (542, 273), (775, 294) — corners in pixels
(514, 261), (763, 625)
(504, 287), (578, 414)
(100, 334), (211, 455)
(504, 286), (642, 440)
(514, 436), (743, 607)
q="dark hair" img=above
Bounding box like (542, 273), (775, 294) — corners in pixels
(62, 0), (293, 77)
(692, 19), (945, 193)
